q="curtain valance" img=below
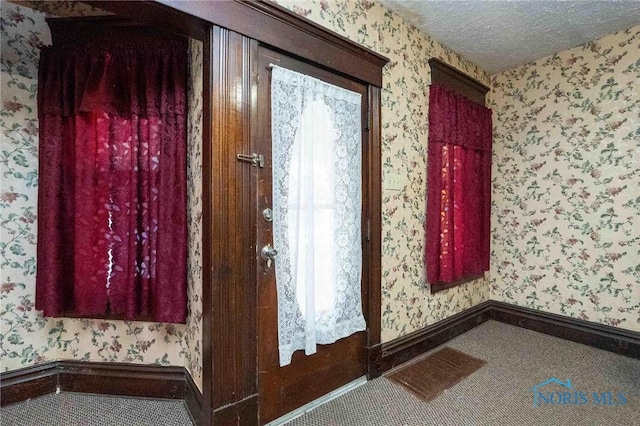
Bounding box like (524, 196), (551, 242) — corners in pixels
(38, 41), (187, 118)
(428, 84), (492, 152)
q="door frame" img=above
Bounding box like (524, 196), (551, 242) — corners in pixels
(87, 1), (388, 425)
(254, 46), (373, 424)
(248, 42), (385, 424)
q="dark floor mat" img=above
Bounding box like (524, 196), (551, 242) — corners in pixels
(386, 347), (486, 402)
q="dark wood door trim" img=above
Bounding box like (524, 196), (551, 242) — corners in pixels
(201, 25), (215, 426)
(365, 85), (383, 354)
(209, 26), (258, 415)
(84, 0), (388, 87)
(150, 0), (388, 87)
(86, 0), (388, 87)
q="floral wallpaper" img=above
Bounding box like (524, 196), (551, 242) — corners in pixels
(1, 3), (49, 369)
(185, 38), (204, 391)
(1, 1), (203, 381)
(3, 0), (634, 387)
(490, 25), (640, 332)
(276, 0), (491, 342)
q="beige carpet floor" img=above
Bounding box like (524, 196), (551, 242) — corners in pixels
(287, 320), (640, 426)
(1, 392), (194, 425)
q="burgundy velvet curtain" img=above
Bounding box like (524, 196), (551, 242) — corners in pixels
(426, 84), (492, 290)
(36, 41), (188, 323)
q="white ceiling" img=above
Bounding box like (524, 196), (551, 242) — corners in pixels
(380, 0), (640, 75)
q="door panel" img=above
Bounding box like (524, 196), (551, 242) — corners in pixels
(255, 47), (369, 424)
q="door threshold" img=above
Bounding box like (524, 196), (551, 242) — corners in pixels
(265, 376), (368, 426)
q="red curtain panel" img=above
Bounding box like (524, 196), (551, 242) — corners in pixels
(426, 84), (492, 291)
(36, 41), (188, 323)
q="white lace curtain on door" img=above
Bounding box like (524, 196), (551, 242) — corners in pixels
(270, 65), (366, 366)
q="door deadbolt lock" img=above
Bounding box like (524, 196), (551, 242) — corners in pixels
(262, 208), (273, 222)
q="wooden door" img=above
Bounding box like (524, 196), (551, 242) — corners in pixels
(255, 47), (369, 424)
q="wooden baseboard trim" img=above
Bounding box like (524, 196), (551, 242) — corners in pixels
(213, 394), (258, 426)
(57, 361), (186, 398)
(371, 300), (492, 375)
(0, 361), (202, 423)
(489, 301), (640, 359)
(366, 343), (382, 379)
(0, 361), (58, 406)
(370, 300), (640, 376)
(4, 302), (638, 423)
(184, 369), (204, 426)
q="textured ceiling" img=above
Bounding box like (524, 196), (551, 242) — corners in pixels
(380, 0), (640, 75)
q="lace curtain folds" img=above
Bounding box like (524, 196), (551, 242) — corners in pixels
(270, 65), (366, 366)
(426, 84), (493, 291)
(36, 40), (188, 323)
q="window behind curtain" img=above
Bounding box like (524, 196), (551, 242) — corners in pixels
(426, 60), (492, 293)
(270, 65), (366, 366)
(35, 23), (188, 323)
